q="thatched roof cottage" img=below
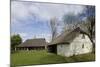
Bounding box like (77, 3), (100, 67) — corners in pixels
(48, 27), (93, 57)
(16, 38), (47, 50)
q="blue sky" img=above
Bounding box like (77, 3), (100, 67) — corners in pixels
(11, 1), (86, 42)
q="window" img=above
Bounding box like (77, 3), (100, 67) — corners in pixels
(82, 34), (85, 39)
(82, 44), (84, 48)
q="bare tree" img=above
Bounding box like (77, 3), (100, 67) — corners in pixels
(83, 16), (95, 42)
(62, 13), (81, 32)
(79, 5), (95, 39)
(49, 17), (58, 41)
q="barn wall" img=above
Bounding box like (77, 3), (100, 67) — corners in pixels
(57, 34), (93, 57)
(70, 34), (93, 55)
(57, 44), (72, 57)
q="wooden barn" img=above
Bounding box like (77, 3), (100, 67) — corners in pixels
(16, 38), (47, 51)
(48, 27), (93, 57)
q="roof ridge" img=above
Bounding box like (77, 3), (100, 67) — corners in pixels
(50, 27), (83, 45)
(52, 27), (81, 42)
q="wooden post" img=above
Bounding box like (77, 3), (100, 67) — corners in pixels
(15, 47), (16, 51)
(45, 45), (47, 50)
(27, 48), (29, 51)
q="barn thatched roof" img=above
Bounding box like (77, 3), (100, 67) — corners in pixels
(50, 27), (88, 45)
(17, 38), (47, 47)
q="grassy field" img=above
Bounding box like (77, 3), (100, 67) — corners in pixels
(11, 50), (95, 67)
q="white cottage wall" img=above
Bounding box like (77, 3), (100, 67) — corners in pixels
(71, 34), (93, 55)
(57, 44), (71, 57)
(57, 34), (93, 57)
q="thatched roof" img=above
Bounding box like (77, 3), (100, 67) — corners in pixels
(50, 27), (88, 45)
(17, 38), (47, 47)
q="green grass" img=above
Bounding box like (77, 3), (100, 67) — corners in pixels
(65, 53), (95, 63)
(11, 50), (67, 66)
(11, 50), (95, 67)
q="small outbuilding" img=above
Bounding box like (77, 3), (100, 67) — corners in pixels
(16, 38), (47, 51)
(48, 27), (93, 57)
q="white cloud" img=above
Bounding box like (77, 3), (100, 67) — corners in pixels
(11, 32), (29, 40)
(11, 1), (34, 23)
(11, 1), (86, 42)
(19, 32), (28, 37)
(11, 32), (51, 42)
(35, 33), (52, 42)
(11, 1), (85, 24)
